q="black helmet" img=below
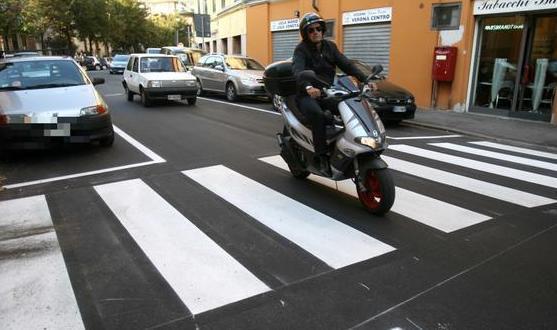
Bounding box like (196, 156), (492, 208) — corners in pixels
(299, 12), (326, 40)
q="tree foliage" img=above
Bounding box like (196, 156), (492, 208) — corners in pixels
(1, 0), (188, 54)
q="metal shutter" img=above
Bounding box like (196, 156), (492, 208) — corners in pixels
(272, 31), (299, 62)
(343, 23), (391, 76)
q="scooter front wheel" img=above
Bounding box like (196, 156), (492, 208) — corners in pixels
(357, 168), (395, 215)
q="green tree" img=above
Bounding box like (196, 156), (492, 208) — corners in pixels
(0, 0), (25, 51)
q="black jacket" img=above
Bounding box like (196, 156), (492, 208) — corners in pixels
(292, 39), (367, 95)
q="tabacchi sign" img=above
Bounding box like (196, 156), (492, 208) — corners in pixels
(474, 0), (557, 15)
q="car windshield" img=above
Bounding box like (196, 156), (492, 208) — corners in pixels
(113, 55), (129, 62)
(226, 57), (264, 70)
(190, 52), (204, 65)
(0, 60), (87, 91)
(140, 57), (186, 73)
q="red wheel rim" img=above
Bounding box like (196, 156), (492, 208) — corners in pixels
(357, 171), (383, 210)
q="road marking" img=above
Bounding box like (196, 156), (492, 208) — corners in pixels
(430, 142), (557, 172)
(469, 141), (557, 161)
(0, 195), (84, 329)
(260, 156), (491, 233)
(198, 97), (280, 116)
(3, 125), (166, 190)
(386, 135), (462, 140)
(103, 93), (124, 97)
(183, 165), (395, 268)
(94, 179), (270, 315)
(390, 144), (557, 188)
(382, 156), (555, 207)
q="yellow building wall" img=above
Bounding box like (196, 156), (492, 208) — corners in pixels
(246, 0), (476, 110)
(215, 8), (247, 38)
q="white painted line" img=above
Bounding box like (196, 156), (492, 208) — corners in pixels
(430, 142), (557, 172)
(198, 97), (280, 116)
(94, 179), (270, 315)
(104, 93), (124, 97)
(112, 125), (166, 163)
(382, 155), (555, 208)
(183, 165), (395, 269)
(386, 135), (462, 140)
(469, 141), (557, 161)
(0, 196), (84, 329)
(3, 125), (166, 190)
(3, 160), (158, 190)
(390, 144), (557, 189)
(259, 155), (338, 191)
(261, 156), (491, 233)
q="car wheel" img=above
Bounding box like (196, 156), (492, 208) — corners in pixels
(124, 85), (133, 101)
(187, 97), (197, 105)
(99, 132), (114, 147)
(196, 79), (204, 96)
(95, 64), (101, 71)
(226, 83), (237, 102)
(141, 88), (151, 107)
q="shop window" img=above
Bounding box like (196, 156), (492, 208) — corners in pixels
(431, 3), (461, 30)
(325, 20), (335, 39)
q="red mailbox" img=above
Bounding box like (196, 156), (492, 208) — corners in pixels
(432, 46), (457, 82)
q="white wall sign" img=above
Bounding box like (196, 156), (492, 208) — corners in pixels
(270, 18), (300, 32)
(342, 7), (392, 26)
(474, 0), (557, 15)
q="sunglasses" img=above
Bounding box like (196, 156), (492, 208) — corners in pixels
(307, 27), (322, 34)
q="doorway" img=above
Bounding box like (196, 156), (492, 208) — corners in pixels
(471, 12), (557, 122)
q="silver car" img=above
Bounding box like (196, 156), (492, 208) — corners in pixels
(192, 54), (267, 102)
(0, 56), (114, 149)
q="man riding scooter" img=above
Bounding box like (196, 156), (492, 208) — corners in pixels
(293, 12), (376, 175)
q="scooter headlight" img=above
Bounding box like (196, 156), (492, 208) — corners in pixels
(355, 136), (382, 150)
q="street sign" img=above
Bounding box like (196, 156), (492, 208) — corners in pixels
(194, 14), (211, 38)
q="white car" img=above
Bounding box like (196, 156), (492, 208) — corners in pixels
(122, 54), (199, 107)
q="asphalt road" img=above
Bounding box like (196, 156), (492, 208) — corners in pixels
(1, 70), (556, 329)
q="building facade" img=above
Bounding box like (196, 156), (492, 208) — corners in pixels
(244, 0), (557, 124)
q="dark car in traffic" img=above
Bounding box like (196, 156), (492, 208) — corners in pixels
(352, 60), (416, 123)
(0, 56), (114, 149)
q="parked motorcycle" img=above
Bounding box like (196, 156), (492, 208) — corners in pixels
(264, 61), (395, 215)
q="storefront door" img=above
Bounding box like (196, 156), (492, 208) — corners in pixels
(471, 12), (557, 122)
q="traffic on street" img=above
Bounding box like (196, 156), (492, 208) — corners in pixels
(1, 67), (556, 329)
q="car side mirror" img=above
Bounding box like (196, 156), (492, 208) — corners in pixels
(92, 77), (105, 85)
(214, 64), (224, 72)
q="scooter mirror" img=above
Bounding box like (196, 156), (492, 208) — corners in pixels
(371, 64), (383, 75)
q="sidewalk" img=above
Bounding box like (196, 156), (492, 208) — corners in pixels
(404, 108), (557, 150)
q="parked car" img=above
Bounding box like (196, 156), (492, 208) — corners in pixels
(192, 54), (267, 102)
(0, 56), (114, 149)
(351, 60), (416, 123)
(109, 54), (129, 74)
(122, 54), (199, 107)
(146, 47), (161, 54)
(160, 46), (206, 69)
(83, 56), (103, 71)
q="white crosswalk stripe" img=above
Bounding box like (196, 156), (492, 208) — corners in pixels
(183, 165), (396, 268)
(0, 196), (84, 330)
(469, 141), (557, 160)
(430, 142), (557, 172)
(260, 156), (492, 233)
(389, 144), (557, 188)
(94, 179), (271, 315)
(382, 155), (556, 208)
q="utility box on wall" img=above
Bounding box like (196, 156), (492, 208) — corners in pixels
(432, 46), (457, 81)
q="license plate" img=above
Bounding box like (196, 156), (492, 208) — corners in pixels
(393, 106), (407, 113)
(168, 95), (182, 100)
(44, 123), (71, 137)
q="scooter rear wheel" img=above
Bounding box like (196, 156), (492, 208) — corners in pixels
(357, 168), (395, 215)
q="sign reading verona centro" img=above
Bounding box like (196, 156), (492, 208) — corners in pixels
(270, 18), (300, 32)
(474, 0), (557, 15)
(342, 7), (392, 26)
